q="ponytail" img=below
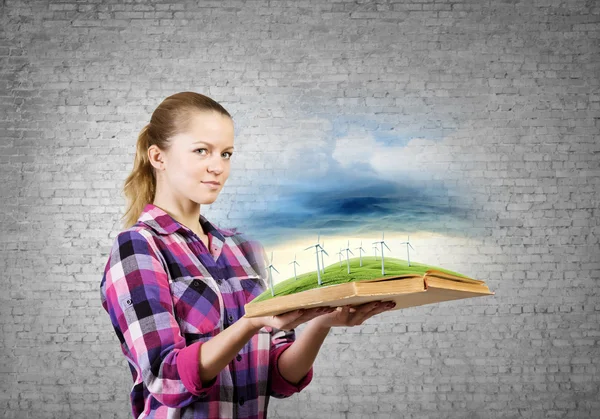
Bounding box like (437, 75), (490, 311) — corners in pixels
(121, 124), (157, 229)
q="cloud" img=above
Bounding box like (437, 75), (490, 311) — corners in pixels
(230, 116), (473, 247)
(245, 171), (467, 247)
(332, 129), (443, 184)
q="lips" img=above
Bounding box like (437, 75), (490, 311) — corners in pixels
(202, 181), (221, 185)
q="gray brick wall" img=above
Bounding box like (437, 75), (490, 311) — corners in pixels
(1, 0), (599, 418)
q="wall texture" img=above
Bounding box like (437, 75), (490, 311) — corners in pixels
(1, 0), (599, 418)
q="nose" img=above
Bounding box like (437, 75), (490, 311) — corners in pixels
(207, 154), (225, 174)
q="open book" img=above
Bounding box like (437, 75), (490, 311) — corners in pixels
(243, 264), (494, 318)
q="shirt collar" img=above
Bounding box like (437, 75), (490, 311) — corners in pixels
(136, 203), (237, 242)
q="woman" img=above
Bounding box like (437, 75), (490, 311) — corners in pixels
(100, 92), (396, 418)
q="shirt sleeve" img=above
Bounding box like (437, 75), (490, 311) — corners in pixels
(250, 240), (314, 398)
(100, 230), (218, 408)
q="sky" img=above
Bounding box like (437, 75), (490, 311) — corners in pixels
(228, 113), (480, 283)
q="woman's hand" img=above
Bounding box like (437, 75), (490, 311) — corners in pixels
(245, 300), (396, 331)
(308, 300), (397, 329)
(247, 306), (337, 331)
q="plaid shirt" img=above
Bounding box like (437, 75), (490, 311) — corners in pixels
(100, 203), (312, 418)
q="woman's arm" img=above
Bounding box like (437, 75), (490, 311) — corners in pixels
(198, 309), (325, 383)
(274, 320), (331, 384)
(197, 317), (262, 383)
(269, 302), (397, 384)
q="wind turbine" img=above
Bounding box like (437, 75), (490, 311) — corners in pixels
(372, 244), (379, 261)
(304, 232), (327, 286)
(267, 252), (279, 296)
(288, 253), (300, 280)
(355, 240), (366, 267)
(336, 248), (343, 267)
(373, 232), (391, 275)
(319, 239), (328, 275)
(343, 240), (355, 274)
(399, 235), (416, 267)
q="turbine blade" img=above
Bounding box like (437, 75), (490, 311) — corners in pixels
(384, 243), (391, 251)
(273, 267), (280, 274)
(409, 244), (415, 250)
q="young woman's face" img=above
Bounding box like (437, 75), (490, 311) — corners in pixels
(160, 111), (235, 205)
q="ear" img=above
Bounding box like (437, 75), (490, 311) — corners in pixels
(148, 145), (165, 171)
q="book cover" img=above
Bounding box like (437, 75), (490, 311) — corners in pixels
(244, 254), (494, 318)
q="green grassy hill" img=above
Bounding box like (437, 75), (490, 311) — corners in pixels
(251, 256), (472, 303)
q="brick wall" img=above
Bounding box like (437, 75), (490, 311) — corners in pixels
(1, 0), (598, 418)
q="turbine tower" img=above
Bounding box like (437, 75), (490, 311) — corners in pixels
(372, 244), (379, 261)
(343, 240), (355, 274)
(399, 235), (416, 267)
(304, 232), (328, 286)
(319, 239), (327, 275)
(372, 232), (391, 275)
(355, 240), (366, 267)
(288, 253), (300, 280)
(336, 248), (343, 267)
(267, 252), (280, 296)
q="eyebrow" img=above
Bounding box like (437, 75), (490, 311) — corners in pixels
(192, 141), (234, 150)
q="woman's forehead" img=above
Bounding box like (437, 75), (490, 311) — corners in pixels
(172, 127), (234, 149)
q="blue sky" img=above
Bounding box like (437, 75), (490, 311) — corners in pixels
(247, 169), (467, 244)
(235, 114), (475, 247)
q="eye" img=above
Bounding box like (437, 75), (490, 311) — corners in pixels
(222, 151), (233, 159)
(194, 148), (208, 155)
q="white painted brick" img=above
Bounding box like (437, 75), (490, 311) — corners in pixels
(1, 1), (599, 418)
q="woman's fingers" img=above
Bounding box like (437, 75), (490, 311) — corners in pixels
(270, 309), (305, 328)
(347, 301), (389, 326)
(274, 307), (327, 330)
(291, 308), (323, 324)
(271, 301), (394, 329)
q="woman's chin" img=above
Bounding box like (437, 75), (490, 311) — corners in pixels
(195, 195), (218, 205)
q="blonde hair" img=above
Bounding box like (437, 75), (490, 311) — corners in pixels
(121, 91), (232, 229)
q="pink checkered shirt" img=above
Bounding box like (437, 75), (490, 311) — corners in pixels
(100, 203), (312, 418)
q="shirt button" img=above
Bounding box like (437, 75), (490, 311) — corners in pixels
(228, 314), (234, 322)
(236, 354), (242, 362)
(239, 396), (245, 405)
(215, 279), (222, 285)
